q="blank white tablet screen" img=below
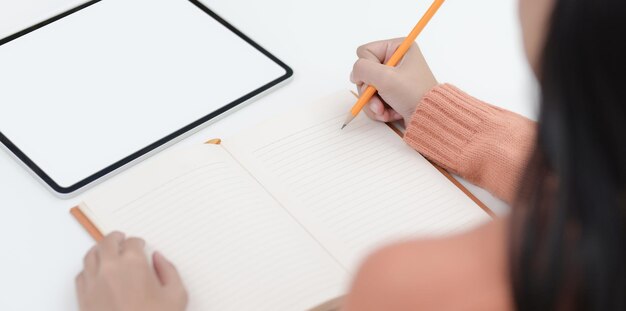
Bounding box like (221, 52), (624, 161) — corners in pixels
(0, 0), (287, 189)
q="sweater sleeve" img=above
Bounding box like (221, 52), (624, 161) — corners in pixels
(403, 84), (536, 204)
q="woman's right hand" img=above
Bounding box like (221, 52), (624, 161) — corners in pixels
(350, 38), (438, 124)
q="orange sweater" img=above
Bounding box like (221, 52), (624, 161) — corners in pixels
(403, 84), (536, 204)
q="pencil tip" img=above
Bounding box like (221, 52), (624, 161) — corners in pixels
(341, 124), (347, 130)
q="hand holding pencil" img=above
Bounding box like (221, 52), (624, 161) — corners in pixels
(343, 0), (445, 128)
(350, 39), (438, 124)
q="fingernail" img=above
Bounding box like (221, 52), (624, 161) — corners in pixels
(371, 103), (382, 114)
(155, 251), (170, 263)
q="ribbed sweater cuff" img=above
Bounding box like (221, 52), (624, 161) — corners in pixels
(403, 84), (536, 203)
(403, 84), (498, 172)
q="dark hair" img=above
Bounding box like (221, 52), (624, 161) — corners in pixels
(512, 0), (626, 310)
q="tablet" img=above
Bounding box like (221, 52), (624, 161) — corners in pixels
(0, 0), (292, 196)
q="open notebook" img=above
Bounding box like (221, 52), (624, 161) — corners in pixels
(71, 91), (493, 311)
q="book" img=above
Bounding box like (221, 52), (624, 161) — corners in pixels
(71, 91), (493, 311)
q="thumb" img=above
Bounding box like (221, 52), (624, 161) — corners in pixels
(351, 58), (395, 91)
(153, 251), (184, 289)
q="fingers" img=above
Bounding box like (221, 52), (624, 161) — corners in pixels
(363, 103), (388, 123)
(120, 237), (149, 269)
(153, 251), (184, 289)
(390, 110), (404, 121)
(83, 247), (98, 276)
(86, 233), (147, 268)
(75, 271), (85, 289)
(358, 84), (384, 120)
(153, 251), (188, 307)
(358, 85), (403, 123)
(351, 58), (395, 91)
(351, 38), (433, 124)
(76, 238), (188, 311)
(363, 98), (403, 123)
(370, 100), (384, 115)
(350, 38), (410, 91)
(75, 272), (86, 307)
(356, 38), (406, 64)
(97, 231), (125, 260)
(80, 232), (124, 282)
(121, 237), (146, 255)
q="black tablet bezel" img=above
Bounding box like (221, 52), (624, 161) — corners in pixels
(0, 0), (293, 195)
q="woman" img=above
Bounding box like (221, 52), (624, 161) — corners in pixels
(75, 0), (626, 309)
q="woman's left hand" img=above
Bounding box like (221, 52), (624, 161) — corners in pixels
(75, 232), (188, 311)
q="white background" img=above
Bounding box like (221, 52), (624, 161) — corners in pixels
(0, 0), (536, 310)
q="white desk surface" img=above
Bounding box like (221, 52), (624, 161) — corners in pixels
(0, 0), (535, 310)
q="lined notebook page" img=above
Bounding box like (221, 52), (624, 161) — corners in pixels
(225, 91), (491, 270)
(80, 145), (347, 311)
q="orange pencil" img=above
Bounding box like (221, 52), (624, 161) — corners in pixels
(342, 0), (446, 129)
